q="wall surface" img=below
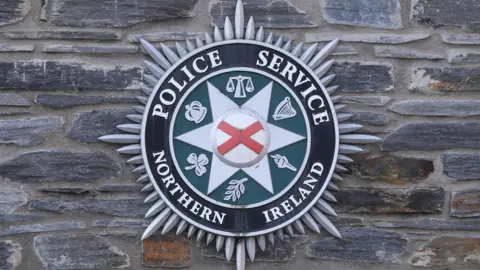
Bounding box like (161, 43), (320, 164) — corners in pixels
(1, 0), (480, 269)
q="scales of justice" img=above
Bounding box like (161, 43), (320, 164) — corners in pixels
(226, 75), (254, 98)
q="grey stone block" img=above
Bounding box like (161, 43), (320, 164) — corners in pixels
(373, 218), (480, 231)
(334, 187), (444, 214)
(0, 44), (34, 52)
(448, 49), (480, 63)
(0, 117), (63, 147)
(390, 100), (480, 117)
(442, 33), (480, 44)
(410, 66), (480, 92)
(128, 31), (204, 43)
(36, 94), (137, 109)
(0, 184), (27, 214)
(329, 61), (394, 92)
(0, 0), (30, 27)
(0, 151), (120, 182)
(307, 228), (407, 264)
(351, 112), (390, 126)
(375, 46), (445, 59)
(411, 0), (480, 31)
(4, 31), (122, 40)
(451, 189), (480, 217)
(0, 94), (30, 107)
(51, 0), (198, 27)
(442, 154), (480, 180)
(341, 96), (392, 106)
(34, 233), (129, 269)
(30, 199), (148, 218)
(97, 185), (144, 192)
(38, 187), (89, 194)
(0, 240), (22, 270)
(43, 44), (139, 54)
(0, 214), (45, 224)
(321, 0), (402, 29)
(67, 109), (135, 143)
(0, 60), (142, 91)
(305, 33), (430, 44)
(0, 221), (85, 236)
(382, 122), (480, 151)
(93, 219), (149, 228)
(210, 0), (317, 29)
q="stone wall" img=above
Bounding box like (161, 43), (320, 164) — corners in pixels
(1, 0), (480, 269)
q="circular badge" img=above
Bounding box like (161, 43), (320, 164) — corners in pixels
(142, 40), (338, 236)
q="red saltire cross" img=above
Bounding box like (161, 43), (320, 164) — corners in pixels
(217, 121), (264, 155)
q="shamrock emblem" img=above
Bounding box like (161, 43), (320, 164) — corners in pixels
(185, 153), (209, 176)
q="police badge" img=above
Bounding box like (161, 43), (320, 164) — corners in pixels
(99, 0), (380, 268)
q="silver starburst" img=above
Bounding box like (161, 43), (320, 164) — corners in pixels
(99, 0), (380, 269)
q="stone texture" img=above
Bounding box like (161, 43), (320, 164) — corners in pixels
(34, 233), (129, 269)
(442, 33), (480, 44)
(442, 154), (480, 180)
(36, 94), (137, 109)
(93, 219), (149, 228)
(51, 0), (198, 27)
(351, 112), (389, 125)
(451, 189), (480, 217)
(4, 31), (122, 40)
(410, 236), (480, 267)
(0, 0), (30, 27)
(0, 109), (30, 117)
(143, 235), (192, 267)
(0, 44), (34, 52)
(313, 43), (358, 56)
(410, 66), (480, 92)
(329, 61), (394, 92)
(38, 187), (89, 194)
(375, 46), (445, 59)
(30, 199), (148, 218)
(0, 60), (142, 91)
(67, 109), (135, 143)
(0, 184), (27, 214)
(411, 0), (480, 31)
(210, 0), (316, 28)
(321, 0), (402, 29)
(0, 241), (22, 270)
(448, 49), (480, 63)
(98, 185), (144, 192)
(390, 100), (480, 117)
(0, 214), (45, 224)
(0, 151), (120, 183)
(381, 122), (480, 151)
(307, 228), (407, 264)
(0, 221), (85, 236)
(373, 218), (480, 231)
(0, 94), (30, 107)
(128, 31), (204, 43)
(0, 117), (63, 147)
(331, 217), (365, 228)
(334, 187), (444, 214)
(340, 96), (392, 106)
(305, 33), (430, 44)
(202, 236), (308, 262)
(350, 155), (434, 184)
(43, 44), (139, 54)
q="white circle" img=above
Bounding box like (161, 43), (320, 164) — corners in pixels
(211, 108), (270, 168)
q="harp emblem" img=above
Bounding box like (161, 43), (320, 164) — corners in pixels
(272, 97), (297, 121)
